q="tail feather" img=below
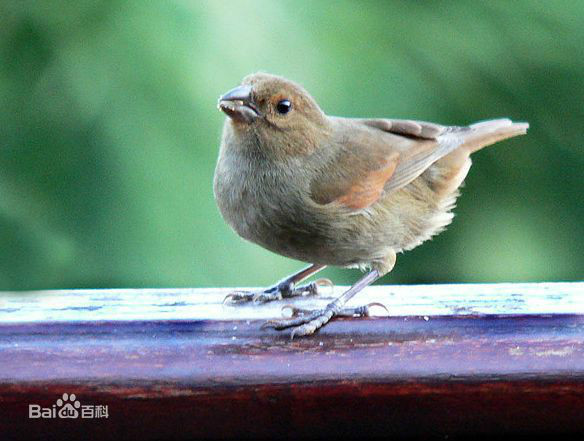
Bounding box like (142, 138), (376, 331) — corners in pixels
(461, 118), (529, 154)
(433, 118), (528, 197)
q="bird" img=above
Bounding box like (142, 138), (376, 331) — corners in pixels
(214, 72), (528, 338)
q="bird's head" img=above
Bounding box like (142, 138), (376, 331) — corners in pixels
(218, 72), (330, 156)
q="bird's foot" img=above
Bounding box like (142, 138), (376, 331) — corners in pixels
(262, 302), (388, 339)
(223, 278), (333, 305)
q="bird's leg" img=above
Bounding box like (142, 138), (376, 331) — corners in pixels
(223, 264), (331, 304)
(262, 269), (383, 339)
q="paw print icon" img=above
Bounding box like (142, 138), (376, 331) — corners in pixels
(57, 393), (81, 418)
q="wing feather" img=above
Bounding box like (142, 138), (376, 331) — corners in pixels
(309, 117), (492, 211)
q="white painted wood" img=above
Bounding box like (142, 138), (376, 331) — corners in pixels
(0, 282), (582, 323)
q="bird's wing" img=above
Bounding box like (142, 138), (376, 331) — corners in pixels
(369, 119), (469, 193)
(309, 143), (400, 210)
(309, 118), (466, 211)
(359, 118), (448, 139)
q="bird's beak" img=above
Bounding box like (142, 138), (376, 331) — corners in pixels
(218, 84), (260, 123)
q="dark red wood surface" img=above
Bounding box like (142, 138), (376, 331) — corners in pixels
(1, 314), (584, 439)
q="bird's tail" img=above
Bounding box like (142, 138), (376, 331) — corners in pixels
(460, 118), (529, 154)
(433, 118), (528, 198)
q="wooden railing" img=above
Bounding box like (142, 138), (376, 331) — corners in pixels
(1, 282), (583, 439)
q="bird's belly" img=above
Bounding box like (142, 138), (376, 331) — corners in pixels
(215, 168), (345, 264)
(214, 160), (459, 268)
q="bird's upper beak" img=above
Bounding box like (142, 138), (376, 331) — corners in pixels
(217, 84), (260, 123)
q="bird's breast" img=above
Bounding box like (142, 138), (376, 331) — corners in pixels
(214, 149), (304, 246)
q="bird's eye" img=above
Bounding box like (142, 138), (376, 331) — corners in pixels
(276, 99), (292, 115)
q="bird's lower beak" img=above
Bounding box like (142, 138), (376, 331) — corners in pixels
(218, 84), (260, 123)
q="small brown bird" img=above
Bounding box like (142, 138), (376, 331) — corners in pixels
(215, 72), (528, 338)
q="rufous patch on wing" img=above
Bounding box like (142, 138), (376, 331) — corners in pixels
(336, 153), (399, 210)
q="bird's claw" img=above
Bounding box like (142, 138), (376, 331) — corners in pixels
(223, 279), (333, 306)
(340, 302), (389, 317)
(261, 307), (335, 339)
(281, 301), (388, 318)
(223, 291), (255, 304)
(251, 291), (282, 304)
(263, 301), (389, 339)
(223, 290), (281, 305)
(312, 278), (334, 295)
(281, 304), (315, 317)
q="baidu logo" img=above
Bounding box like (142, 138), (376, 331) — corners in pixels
(29, 393), (108, 419)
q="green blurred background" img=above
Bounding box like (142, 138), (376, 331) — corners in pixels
(1, 0), (582, 292)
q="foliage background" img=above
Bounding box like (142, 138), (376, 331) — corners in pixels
(1, 0), (582, 291)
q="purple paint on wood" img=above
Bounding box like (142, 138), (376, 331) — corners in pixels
(1, 314), (584, 438)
